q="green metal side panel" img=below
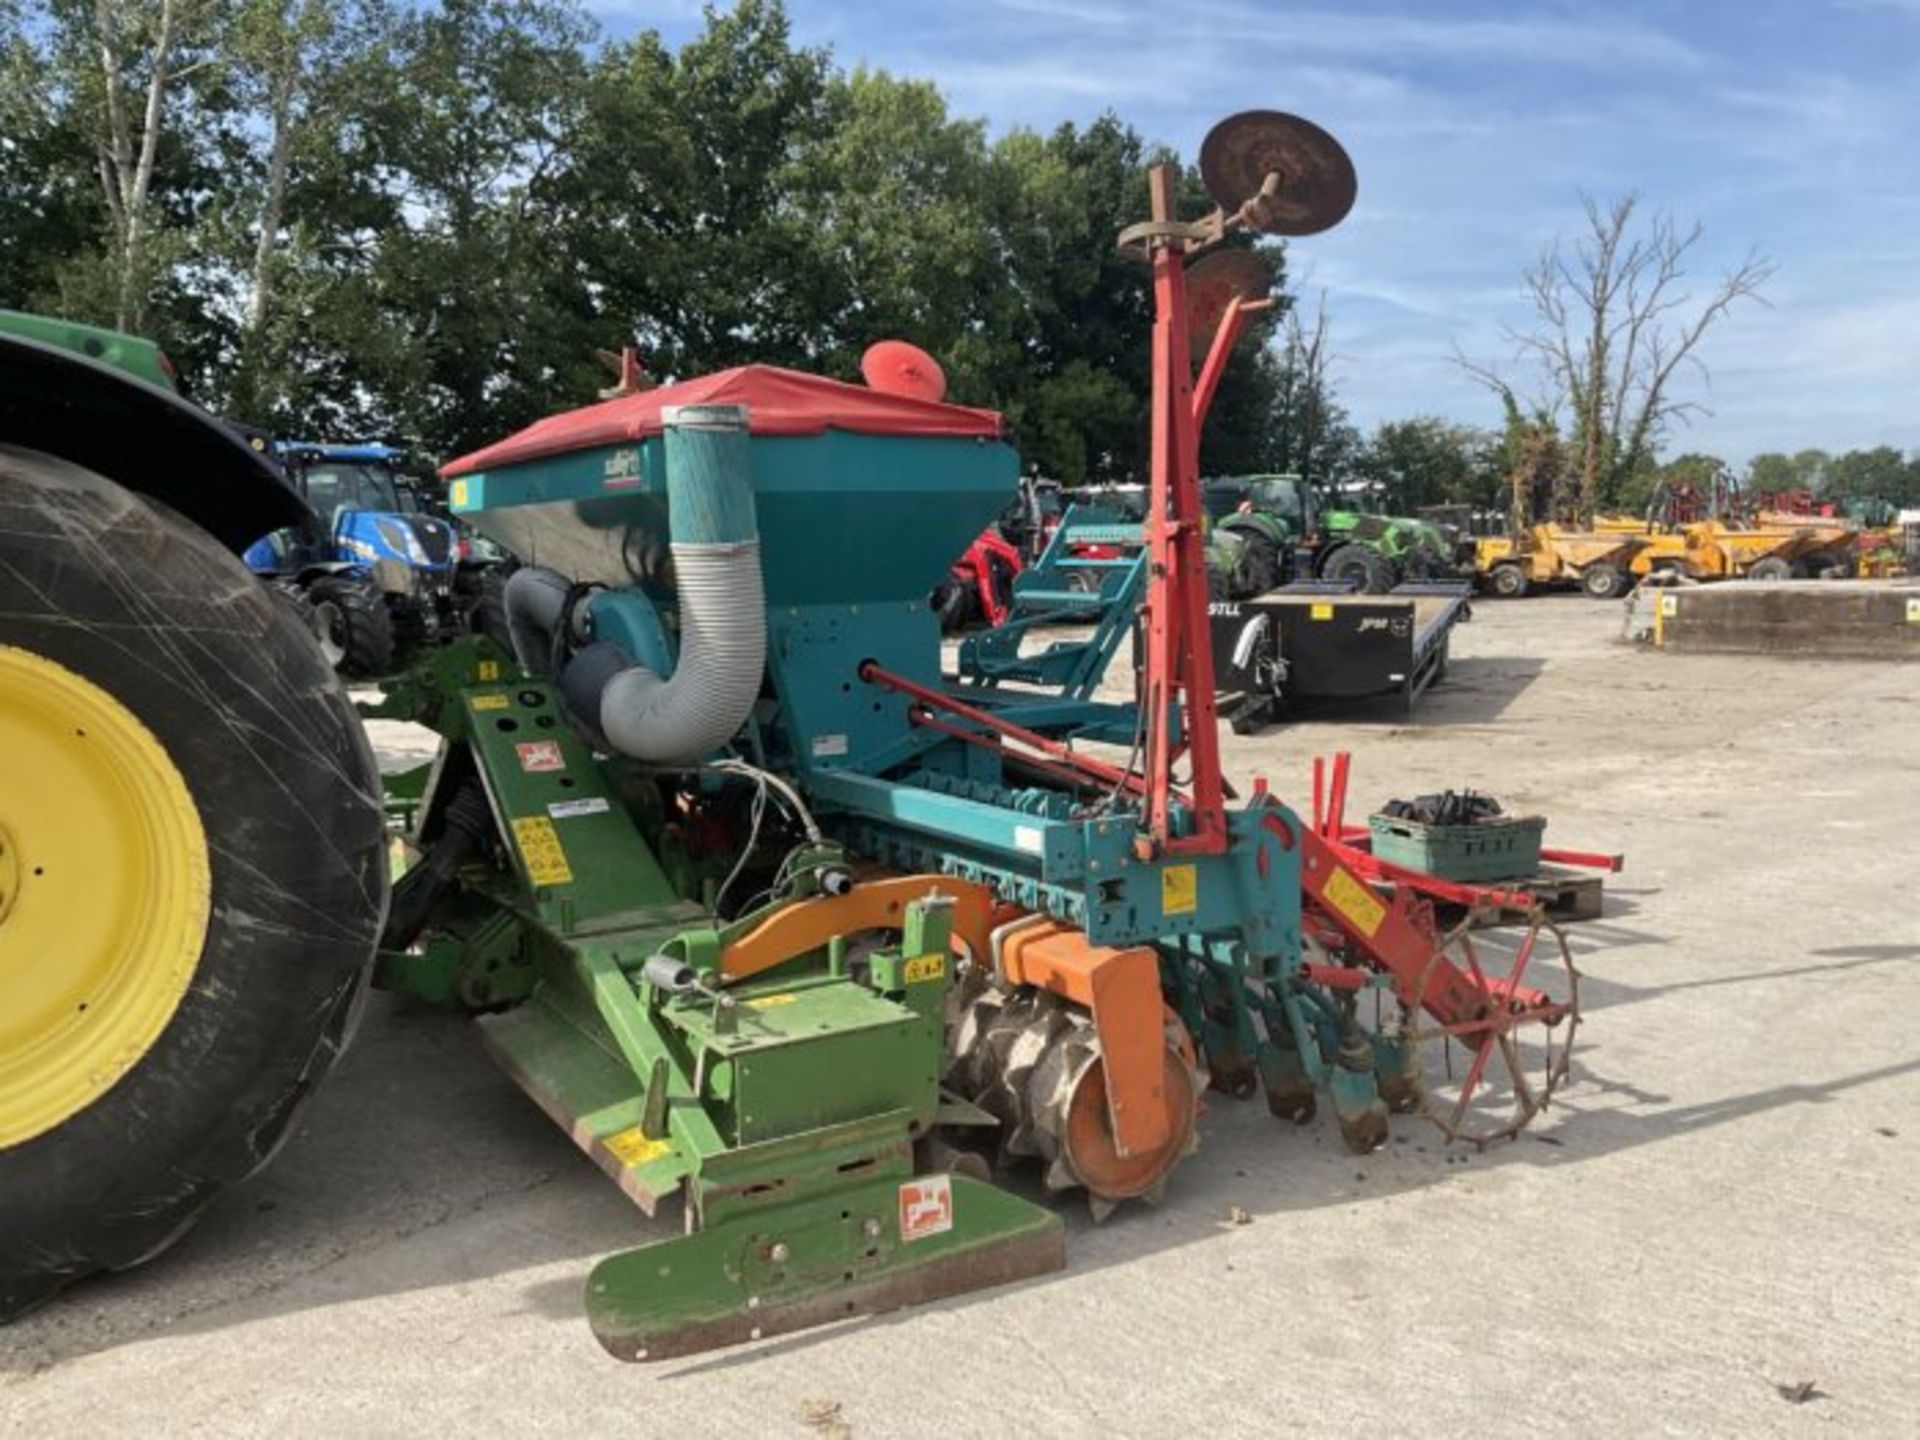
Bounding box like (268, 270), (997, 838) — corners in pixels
(459, 681), (681, 933)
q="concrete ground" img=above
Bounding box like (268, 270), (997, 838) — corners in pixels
(4, 596), (1917, 1436)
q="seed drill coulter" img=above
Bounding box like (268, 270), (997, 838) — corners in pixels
(371, 112), (1579, 1360)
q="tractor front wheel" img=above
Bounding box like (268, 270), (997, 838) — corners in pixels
(308, 573), (396, 676)
(0, 448), (387, 1320)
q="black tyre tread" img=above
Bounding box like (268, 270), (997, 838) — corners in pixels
(932, 578), (973, 633)
(308, 572), (395, 676)
(0, 447), (387, 1320)
(1746, 556), (1795, 581)
(1239, 532), (1280, 596)
(469, 563), (517, 654)
(1800, 549), (1847, 579)
(1488, 563), (1528, 598)
(1321, 543), (1395, 594)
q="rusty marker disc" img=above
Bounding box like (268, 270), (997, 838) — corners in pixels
(1185, 249), (1273, 356)
(1199, 110), (1357, 236)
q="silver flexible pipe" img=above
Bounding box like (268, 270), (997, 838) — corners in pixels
(502, 565), (573, 674)
(592, 404), (765, 765)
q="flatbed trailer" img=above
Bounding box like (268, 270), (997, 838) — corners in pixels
(1209, 580), (1471, 730)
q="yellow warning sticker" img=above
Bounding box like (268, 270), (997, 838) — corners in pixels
(449, 479), (470, 509)
(511, 816), (573, 886)
(747, 992), (797, 1009)
(1310, 603), (1334, 620)
(1906, 598), (1920, 624)
(1323, 867), (1386, 938)
(476, 659), (502, 681)
(1660, 594), (1679, 617)
(1162, 863), (1198, 916)
(603, 1127), (672, 1168)
(903, 953), (945, 985)
(470, 692), (511, 711)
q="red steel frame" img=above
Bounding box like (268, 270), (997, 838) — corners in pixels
(1139, 166), (1229, 858)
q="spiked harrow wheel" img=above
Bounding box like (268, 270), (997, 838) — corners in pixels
(1401, 910), (1580, 1146)
(948, 975), (1203, 1218)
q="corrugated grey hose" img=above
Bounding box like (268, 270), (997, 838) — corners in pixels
(564, 403), (766, 766)
(504, 565), (574, 675)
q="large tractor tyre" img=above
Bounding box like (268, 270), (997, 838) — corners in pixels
(1581, 563), (1629, 600)
(307, 572), (396, 677)
(1800, 549), (1849, 580)
(1746, 556), (1795, 582)
(931, 578), (974, 634)
(0, 448), (387, 1320)
(1321, 543), (1395, 595)
(1487, 563), (1529, 599)
(1236, 531), (1281, 597)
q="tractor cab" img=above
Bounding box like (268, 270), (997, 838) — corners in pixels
(272, 442), (453, 577)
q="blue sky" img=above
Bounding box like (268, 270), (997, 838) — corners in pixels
(599, 0), (1920, 464)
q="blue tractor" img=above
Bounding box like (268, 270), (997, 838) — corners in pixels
(242, 441), (481, 675)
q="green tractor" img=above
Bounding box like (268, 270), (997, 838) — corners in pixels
(1, 310), (388, 1317)
(1205, 473), (1458, 597)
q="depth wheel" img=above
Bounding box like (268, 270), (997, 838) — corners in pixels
(1401, 911), (1579, 1147)
(0, 449), (387, 1318)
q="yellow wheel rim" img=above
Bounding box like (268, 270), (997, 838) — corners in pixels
(0, 645), (210, 1146)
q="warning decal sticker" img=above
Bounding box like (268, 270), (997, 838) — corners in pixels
(1323, 867), (1386, 938)
(511, 815), (574, 886)
(1161, 863), (1198, 917)
(603, 1127), (672, 1168)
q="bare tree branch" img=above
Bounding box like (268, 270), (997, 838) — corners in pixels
(1459, 193), (1771, 517)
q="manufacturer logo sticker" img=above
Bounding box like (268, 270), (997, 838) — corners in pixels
(516, 740), (565, 773)
(603, 448), (643, 488)
(899, 1174), (954, 1243)
(548, 796), (611, 819)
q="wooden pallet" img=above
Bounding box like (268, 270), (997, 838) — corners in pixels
(1434, 865), (1606, 929)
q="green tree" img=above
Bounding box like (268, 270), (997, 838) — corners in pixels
(0, 4), (98, 308)
(315, 0), (595, 454)
(1824, 446), (1911, 505)
(1355, 417), (1501, 510)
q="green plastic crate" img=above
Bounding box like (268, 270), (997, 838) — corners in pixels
(1367, 812), (1546, 882)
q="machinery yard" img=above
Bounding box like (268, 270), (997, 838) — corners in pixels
(6, 7), (1920, 1435)
(5, 596), (1916, 1435)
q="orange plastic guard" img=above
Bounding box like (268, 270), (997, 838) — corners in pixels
(998, 923), (1170, 1159)
(718, 875), (995, 984)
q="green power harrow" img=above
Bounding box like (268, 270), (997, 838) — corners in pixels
(366, 110), (1581, 1361)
